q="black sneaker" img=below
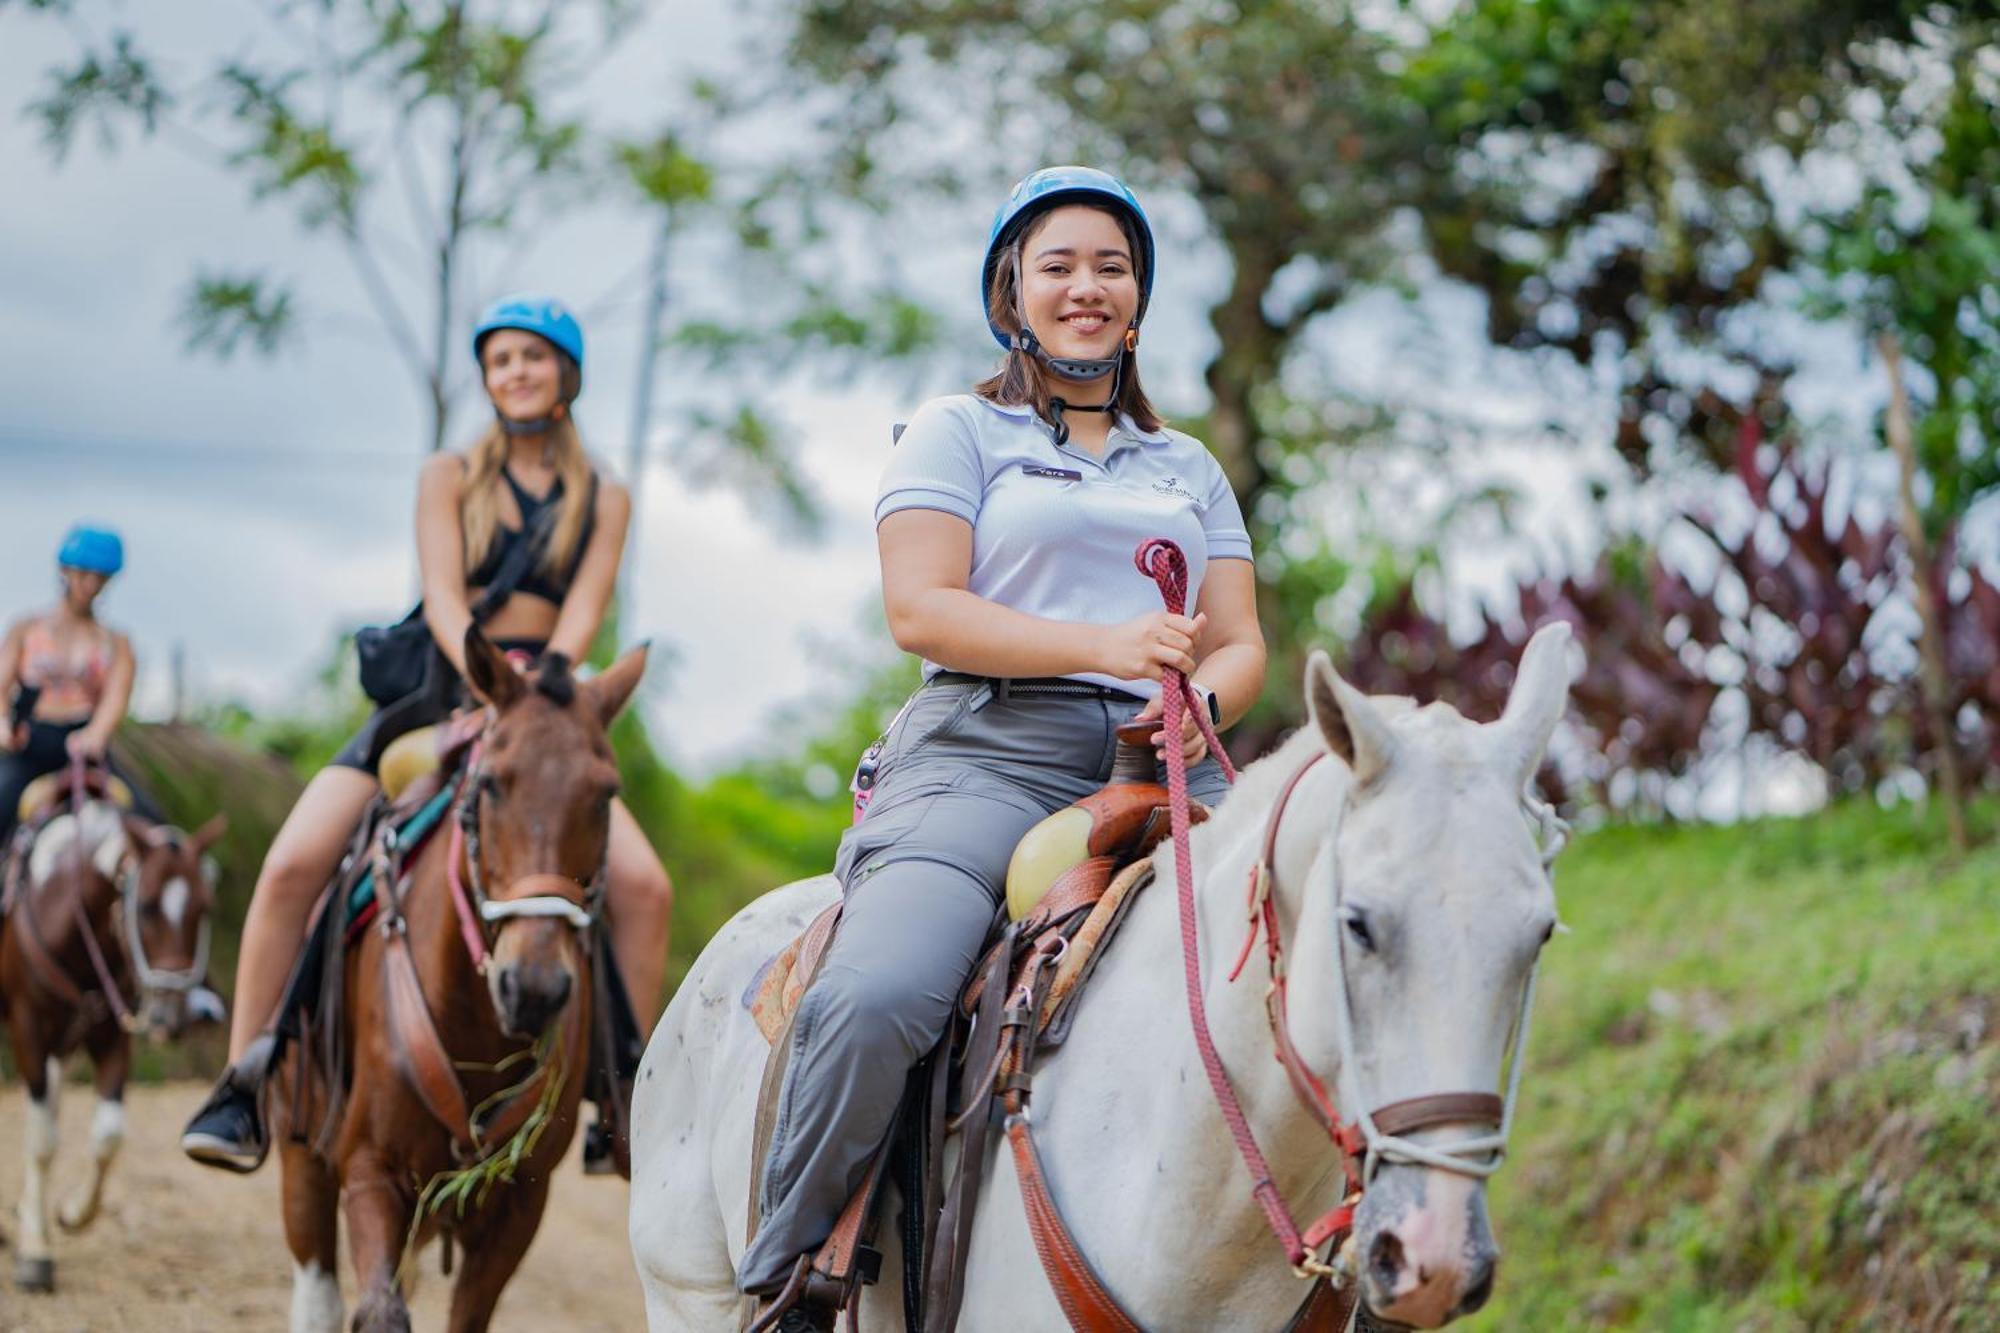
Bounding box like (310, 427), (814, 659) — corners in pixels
(581, 1118), (616, 1176)
(180, 1079), (268, 1173)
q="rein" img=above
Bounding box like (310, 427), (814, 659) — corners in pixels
(1138, 539), (1344, 1275)
(1132, 538), (1564, 1291)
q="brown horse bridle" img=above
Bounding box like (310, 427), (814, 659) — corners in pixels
(1095, 539), (1566, 1315)
(1216, 753), (1556, 1283)
(372, 735), (608, 1162)
(447, 738), (606, 973)
(118, 829), (215, 1002)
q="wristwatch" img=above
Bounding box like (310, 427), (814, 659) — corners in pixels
(1192, 684), (1222, 727)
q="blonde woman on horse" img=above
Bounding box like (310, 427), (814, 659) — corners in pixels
(0, 524), (160, 847)
(181, 295), (673, 1172)
(737, 167), (1267, 1328)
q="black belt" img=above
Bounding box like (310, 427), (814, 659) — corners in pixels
(925, 672), (1141, 701)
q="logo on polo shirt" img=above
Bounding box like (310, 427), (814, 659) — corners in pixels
(1151, 475), (1198, 501)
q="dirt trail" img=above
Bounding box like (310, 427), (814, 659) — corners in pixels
(0, 1080), (646, 1331)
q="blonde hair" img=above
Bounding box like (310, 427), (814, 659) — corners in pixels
(458, 417), (594, 580)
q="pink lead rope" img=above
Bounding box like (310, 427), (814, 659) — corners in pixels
(445, 745), (492, 971)
(1134, 538), (1347, 1278)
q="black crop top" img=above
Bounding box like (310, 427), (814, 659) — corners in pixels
(466, 468), (597, 606)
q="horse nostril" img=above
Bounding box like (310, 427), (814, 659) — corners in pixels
(1456, 1252), (1497, 1316)
(497, 968), (520, 1011)
(1368, 1230), (1406, 1294)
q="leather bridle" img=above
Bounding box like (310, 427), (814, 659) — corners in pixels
(1228, 752), (1567, 1280)
(118, 835), (215, 1001)
(1136, 535), (1570, 1292)
(446, 739), (604, 975)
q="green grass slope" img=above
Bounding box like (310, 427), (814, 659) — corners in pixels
(1466, 798), (1999, 1331)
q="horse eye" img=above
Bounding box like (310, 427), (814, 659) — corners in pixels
(1342, 907), (1375, 954)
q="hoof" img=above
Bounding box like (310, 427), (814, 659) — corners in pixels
(354, 1292), (413, 1333)
(16, 1254), (55, 1293)
(57, 1202), (97, 1234)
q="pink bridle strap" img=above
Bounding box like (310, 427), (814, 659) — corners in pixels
(445, 764), (491, 972)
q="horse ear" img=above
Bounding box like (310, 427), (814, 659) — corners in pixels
(190, 812), (228, 854)
(1304, 649), (1395, 786)
(1491, 621), (1574, 784)
(586, 643), (650, 728)
(463, 625), (524, 708)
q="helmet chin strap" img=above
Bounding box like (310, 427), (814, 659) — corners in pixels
(494, 399), (568, 443)
(1011, 324), (1135, 448)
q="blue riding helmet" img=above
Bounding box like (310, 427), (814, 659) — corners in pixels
(471, 294), (585, 387)
(58, 524), (124, 576)
(981, 167), (1156, 350)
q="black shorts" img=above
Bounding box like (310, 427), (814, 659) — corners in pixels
(328, 638), (546, 777)
(1, 719), (162, 842)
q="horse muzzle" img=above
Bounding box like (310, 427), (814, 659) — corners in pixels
(137, 990), (191, 1042)
(1354, 1164), (1499, 1328)
(489, 956), (574, 1037)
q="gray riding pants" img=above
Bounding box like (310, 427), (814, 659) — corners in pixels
(737, 680), (1228, 1293)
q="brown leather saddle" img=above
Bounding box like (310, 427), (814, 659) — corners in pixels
(742, 724), (1355, 1332)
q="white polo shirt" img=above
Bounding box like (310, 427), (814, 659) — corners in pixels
(877, 393), (1254, 698)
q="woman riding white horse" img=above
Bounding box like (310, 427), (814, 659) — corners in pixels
(721, 167), (1266, 1328)
(632, 620), (1575, 1330)
(629, 165), (1577, 1331)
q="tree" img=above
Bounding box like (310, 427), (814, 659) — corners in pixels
(1802, 18), (2000, 846)
(767, 0), (1930, 728)
(22, 0), (642, 452)
(1403, 0), (1935, 473)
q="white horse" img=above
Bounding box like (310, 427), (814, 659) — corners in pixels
(631, 625), (1574, 1331)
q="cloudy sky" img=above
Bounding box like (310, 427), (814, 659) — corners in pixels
(0, 2), (937, 768)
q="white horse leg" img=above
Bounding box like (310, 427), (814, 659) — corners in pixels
(57, 1095), (124, 1232)
(289, 1258), (345, 1333)
(14, 1058), (61, 1291)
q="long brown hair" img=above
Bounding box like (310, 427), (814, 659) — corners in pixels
(974, 205), (1163, 434)
(459, 411), (594, 578)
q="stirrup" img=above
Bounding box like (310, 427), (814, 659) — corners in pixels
(747, 1257), (839, 1333)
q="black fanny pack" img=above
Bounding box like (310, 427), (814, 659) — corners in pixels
(354, 503), (559, 707)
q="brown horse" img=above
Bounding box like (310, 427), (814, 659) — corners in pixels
(271, 629), (646, 1333)
(0, 780), (226, 1293)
